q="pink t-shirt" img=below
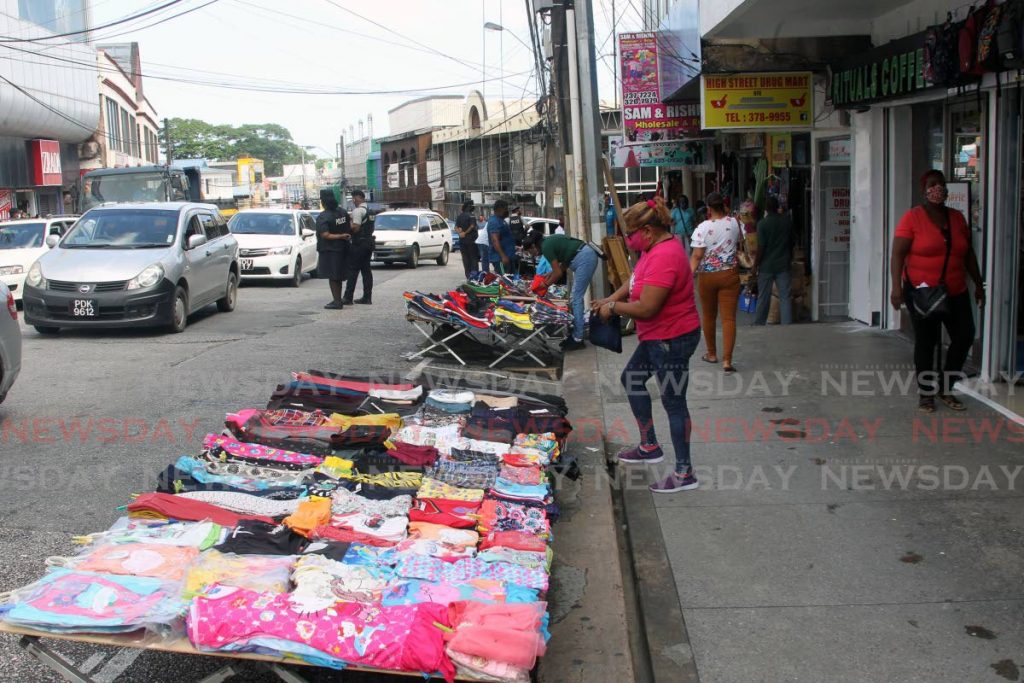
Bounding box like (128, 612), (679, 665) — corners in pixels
(629, 236), (700, 341)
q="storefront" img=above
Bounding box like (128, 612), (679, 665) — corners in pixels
(0, 137), (79, 220)
(836, 27), (1021, 389)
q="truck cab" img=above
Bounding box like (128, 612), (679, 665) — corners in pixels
(81, 165), (198, 212)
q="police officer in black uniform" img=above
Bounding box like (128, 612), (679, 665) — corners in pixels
(343, 189), (373, 305)
(508, 205), (526, 245)
(315, 189), (352, 309)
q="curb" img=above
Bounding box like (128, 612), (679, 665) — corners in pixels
(537, 345), (635, 683)
(593, 340), (701, 683)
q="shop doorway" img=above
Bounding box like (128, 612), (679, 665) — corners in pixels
(817, 140), (851, 320)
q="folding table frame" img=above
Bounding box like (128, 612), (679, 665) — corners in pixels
(405, 313), (471, 366)
(488, 322), (569, 369)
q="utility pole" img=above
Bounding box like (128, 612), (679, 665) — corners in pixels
(338, 135), (346, 194)
(163, 117), (173, 165)
(300, 147), (308, 209)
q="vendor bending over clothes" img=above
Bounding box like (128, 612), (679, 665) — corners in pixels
(523, 232), (600, 351)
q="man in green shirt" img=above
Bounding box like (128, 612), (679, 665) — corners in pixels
(524, 232), (599, 351)
(752, 195), (794, 325)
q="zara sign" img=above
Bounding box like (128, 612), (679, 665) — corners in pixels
(30, 139), (63, 186)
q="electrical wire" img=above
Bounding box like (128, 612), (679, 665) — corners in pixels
(0, 0), (191, 43)
(66, 0), (223, 44)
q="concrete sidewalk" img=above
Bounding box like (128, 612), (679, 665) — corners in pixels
(580, 317), (1024, 683)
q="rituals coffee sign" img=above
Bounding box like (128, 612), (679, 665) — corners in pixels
(830, 31), (939, 107)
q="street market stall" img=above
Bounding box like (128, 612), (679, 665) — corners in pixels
(0, 371), (576, 683)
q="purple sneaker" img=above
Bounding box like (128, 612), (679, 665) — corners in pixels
(617, 444), (664, 465)
(650, 471), (699, 494)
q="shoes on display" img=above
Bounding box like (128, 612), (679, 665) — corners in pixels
(616, 444), (664, 465)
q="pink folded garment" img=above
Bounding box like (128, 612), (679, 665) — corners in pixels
(445, 601), (547, 670)
(292, 372), (416, 393)
(188, 584), (455, 681)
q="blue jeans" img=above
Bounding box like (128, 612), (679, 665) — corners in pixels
(620, 328), (700, 473)
(569, 245), (599, 341)
(478, 244), (491, 273)
(754, 269), (792, 325)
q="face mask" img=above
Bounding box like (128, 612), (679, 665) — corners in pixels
(625, 229), (649, 251)
(925, 185), (947, 205)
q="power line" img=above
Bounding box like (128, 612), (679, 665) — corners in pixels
(0, 0), (191, 43)
(72, 0), (223, 44)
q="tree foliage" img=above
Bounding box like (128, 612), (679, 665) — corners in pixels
(159, 118), (312, 176)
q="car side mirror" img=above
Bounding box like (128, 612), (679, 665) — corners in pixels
(45, 234), (59, 248)
(301, 228), (315, 237)
(187, 233), (208, 250)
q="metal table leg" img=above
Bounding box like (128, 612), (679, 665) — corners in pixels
(407, 319), (469, 366)
(19, 636), (96, 683)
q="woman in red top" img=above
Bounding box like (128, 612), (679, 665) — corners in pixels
(592, 197), (702, 494)
(890, 170), (985, 412)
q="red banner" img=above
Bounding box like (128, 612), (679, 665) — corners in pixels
(619, 32), (700, 141)
(30, 140), (62, 186)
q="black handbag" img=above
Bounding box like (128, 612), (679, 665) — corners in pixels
(588, 312), (623, 353)
(907, 210), (952, 320)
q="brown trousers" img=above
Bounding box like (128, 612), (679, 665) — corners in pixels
(697, 269), (741, 363)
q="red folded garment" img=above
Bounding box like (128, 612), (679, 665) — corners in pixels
(408, 498), (480, 529)
(446, 601), (547, 670)
(310, 525), (400, 548)
(387, 442), (440, 467)
(127, 492), (275, 527)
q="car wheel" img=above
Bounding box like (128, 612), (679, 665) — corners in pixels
(34, 326), (59, 335)
(436, 243), (450, 266)
(407, 246), (420, 269)
(290, 258), (302, 288)
(217, 272), (238, 312)
(169, 286), (188, 333)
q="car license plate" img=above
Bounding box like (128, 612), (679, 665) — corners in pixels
(71, 299), (96, 317)
(241, 258), (254, 271)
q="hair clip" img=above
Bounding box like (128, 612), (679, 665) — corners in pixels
(646, 199), (656, 208)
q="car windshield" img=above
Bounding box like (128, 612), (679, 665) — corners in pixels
(228, 213), (295, 236)
(374, 214), (417, 231)
(62, 209), (178, 249)
(0, 223), (45, 250)
(82, 172), (182, 210)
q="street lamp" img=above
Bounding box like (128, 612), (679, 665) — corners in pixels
(484, 21), (544, 104)
(484, 22), (532, 53)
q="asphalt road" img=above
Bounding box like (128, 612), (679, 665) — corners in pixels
(0, 258), (465, 682)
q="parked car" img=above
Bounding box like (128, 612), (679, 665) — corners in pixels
(447, 219), (461, 251)
(372, 209), (452, 269)
(523, 217), (561, 237)
(0, 281), (21, 404)
(0, 216), (78, 301)
(22, 202), (239, 335)
(228, 209), (318, 287)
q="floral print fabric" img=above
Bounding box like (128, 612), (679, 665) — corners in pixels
(202, 434), (323, 468)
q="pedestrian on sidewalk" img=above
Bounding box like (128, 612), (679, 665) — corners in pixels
(314, 189), (352, 310)
(343, 190), (373, 305)
(752, 195), (794, 325)
(592, 197), (702, 494)
(523, 231), (599, 352)
(476, 214), (491, 273)
(487, 199), (517, 274)
(670, 194), (696, 253)
(455, 201), (480, 280)
(690, 192), (743, 372)
(890, 169), (985, 413)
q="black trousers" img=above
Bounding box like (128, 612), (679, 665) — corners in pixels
(344, 242), (373, 300)
(460, 242), (480, 279)
(907, 289), (975, 395)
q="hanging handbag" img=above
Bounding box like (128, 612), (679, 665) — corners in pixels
(734, 217), (755, 269)
(588, 311), (623, 353)
(907, 210), (953, 320)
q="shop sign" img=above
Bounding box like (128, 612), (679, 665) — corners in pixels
(829, 30), (945, 108)
(608, 136), (714, 169)
(768, 134), (792, 167)
(30, 139), (62, 186)
(824, 185), (851, 252)
(701, 72), (813, 129)
(386, 163), (399, 189)
(0, 189), (11, 220)
(430, 186), (445, 201)
(946, 182), (970, 228)
(827, 139), (852, 162)
(619, 31), (700, 141)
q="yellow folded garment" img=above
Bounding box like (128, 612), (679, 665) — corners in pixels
(316, 456), (356, 479)
(326, 412), (404, 433)
(337, 471), (424, 489)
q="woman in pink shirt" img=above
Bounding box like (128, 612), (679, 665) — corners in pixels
(592, 197), (702, 494)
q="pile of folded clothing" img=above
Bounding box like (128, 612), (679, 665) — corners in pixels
(1, 373), (574, 682)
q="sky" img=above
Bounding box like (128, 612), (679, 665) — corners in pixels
(89, 0), (645, 158)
